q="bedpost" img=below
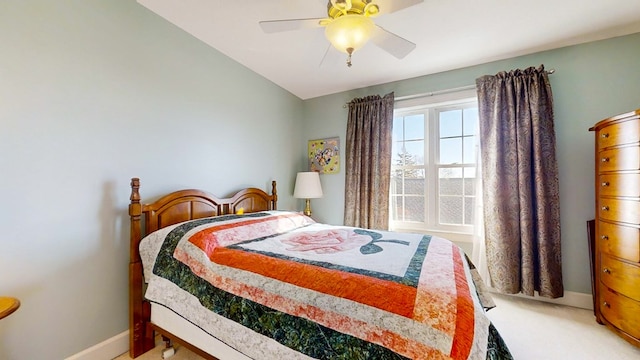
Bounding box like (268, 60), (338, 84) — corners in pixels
(130, 178), (141, 261)
(271, 180), (278, 210)
(129, 178), (154, 357)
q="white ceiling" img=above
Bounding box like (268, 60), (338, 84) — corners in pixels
(137, 0), (640, 100)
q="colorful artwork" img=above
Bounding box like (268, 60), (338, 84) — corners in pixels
(308, 137), (340, 174)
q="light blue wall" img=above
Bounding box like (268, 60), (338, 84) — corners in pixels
(0, 1), (303, 359)
(301, 32), (640, 295)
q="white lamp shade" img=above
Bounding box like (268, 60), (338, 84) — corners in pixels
(293, 172), (323, 199)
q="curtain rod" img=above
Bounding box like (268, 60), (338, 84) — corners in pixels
(343, 69), (555, 108)
(394, 84), (476, 102)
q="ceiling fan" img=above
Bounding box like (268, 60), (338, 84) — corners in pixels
(259, 0), (424, 67)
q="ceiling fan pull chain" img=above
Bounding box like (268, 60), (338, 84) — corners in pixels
(346, 47), (354, 67)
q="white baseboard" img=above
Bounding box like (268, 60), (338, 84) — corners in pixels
(65, 330), (129, 360)
(492, 289), (594, 310)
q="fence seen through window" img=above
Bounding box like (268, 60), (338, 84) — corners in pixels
(390, 99), (478, 234)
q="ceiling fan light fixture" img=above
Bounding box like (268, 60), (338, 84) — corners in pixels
(363, 3), (379, 17)
(324, 14), (374, 54)
(330, 0), (353, 14)
(259, 0), (422, 67)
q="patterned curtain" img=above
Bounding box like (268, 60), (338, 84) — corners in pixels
(344, 92), (394, 230)
(475, 65), (563, 298)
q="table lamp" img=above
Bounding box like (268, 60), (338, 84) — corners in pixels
(293, 171), (323, 217)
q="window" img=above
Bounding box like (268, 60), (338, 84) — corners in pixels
(390, 90), (479, 239)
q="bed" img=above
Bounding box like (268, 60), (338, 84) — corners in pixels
(128, 177), (512, 360)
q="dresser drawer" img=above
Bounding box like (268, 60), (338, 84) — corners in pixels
(597, 119), (640, 150)
(599, 198), (640, 224)
(599, 146), (640, 172)
(598, 221), (640, 262)
(600, 253), (640, 301)
(599, 286), (640, 340)
(599, 173), (640, 197)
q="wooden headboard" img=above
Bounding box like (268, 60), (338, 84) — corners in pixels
(128, 177), (278, 358)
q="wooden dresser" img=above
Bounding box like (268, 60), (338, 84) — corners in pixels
(590, 109), (640, 348)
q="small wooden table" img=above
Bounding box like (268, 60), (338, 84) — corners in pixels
(0, 297), (20, 319)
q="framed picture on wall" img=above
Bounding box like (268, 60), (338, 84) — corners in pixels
(308, 137), (340, 174)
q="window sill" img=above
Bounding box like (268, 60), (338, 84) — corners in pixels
(390, 227), (474, 243)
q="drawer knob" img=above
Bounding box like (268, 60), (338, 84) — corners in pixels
(603, 301), (610, 308)
(601, 182), (610, 187)
(601, 235), (609, 240)
(601, 206), (609, 211)
(601, 133), (609, 138)
(601, 157), (610, 163)
(603, 268), (611, 274)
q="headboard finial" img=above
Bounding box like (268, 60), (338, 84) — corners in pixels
(130, 178), (140, 202)
(129, 178), (141, 219)
(129, 178), (143, 260)
(271, 180), (278, 209)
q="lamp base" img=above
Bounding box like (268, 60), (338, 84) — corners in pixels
(303, 198), (312, 217)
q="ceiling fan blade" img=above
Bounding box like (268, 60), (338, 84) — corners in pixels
(375, 0), (424, 15)
(259, 18), (325, 33)
(371, 25), (416, 59)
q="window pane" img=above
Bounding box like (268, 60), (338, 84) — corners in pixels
(404, 140), (424, 165)
(440, 138), (462, 164)
(405, 114), (424, 140)
(439, 167), (462, 196)
(393, 142), (424, 166)
(404, 176), (425, 195)
(464, 167), (476, 178)
(392, 141), (402, 165)
(463, 136), (476, 163)
(390, 174), (402, 196)
(464, 167), (476, 195)
(463, 108), (478, 136)
(464, 176), (476, 196)
(464, 197), (475, 225)
(392, 116), (404, 141)
(439, 110), (462, 138)
(405, 196), (425, 222)
(390, 195), (403, 221)
(440, 196), (463, 225)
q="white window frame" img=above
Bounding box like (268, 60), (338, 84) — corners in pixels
(390, 89), (478, 242)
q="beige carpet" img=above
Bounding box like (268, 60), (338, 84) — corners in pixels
(487, 293), (640, 360)
(113, 339), (203, 360)
(114, 294), (640, 359)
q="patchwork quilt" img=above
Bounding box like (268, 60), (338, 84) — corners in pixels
(140, 211), (512, 360)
